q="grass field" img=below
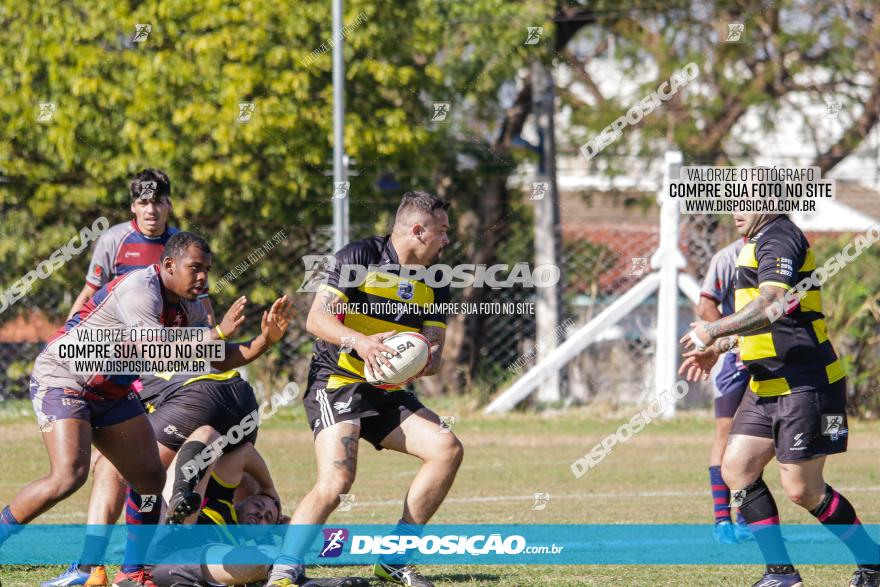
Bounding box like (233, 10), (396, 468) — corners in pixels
(2, 397), (879, 586)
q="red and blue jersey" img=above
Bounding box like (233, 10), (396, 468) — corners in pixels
(85, 220), (179, 290)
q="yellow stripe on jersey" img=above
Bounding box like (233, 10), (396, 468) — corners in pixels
(737, 243), (758, 268)
(735, 287), (760, 312)
(423, 320), (447, 329)
(337, 351), (365, 377)
(740, 332), (777, 361)
(343, 312), (419, 337)
(812, 319), (829, 344)
(327, 373), (403, 391)
(826, 359), (845, 384)
(319, 284), (349, 303)
(210, 470), (237, 489)
(359, 271), (436, 305)
(800, 249), (816, 271)
(183, 370), (240, 386)
(149, 370), (239, 386)
(759, 281), (791, 290)
(800, 290), (823, 313)
(750, 376), (792, 396)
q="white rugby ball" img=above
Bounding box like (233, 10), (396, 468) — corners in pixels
(364, 332), (431, 386)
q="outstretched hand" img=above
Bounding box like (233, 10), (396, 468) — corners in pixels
(261, 295), (293, 345)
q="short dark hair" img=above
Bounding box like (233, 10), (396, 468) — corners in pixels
(162, 231), (211, 261)
(396, 191), (449, 218)
(130, 169), (171, 201)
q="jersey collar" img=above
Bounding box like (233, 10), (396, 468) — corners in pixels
(130, 219), (171, 240)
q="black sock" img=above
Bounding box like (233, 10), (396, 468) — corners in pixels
(734, 477), (796, 575)
(810, 484), (880, 569)
(174, 441), (208, 497)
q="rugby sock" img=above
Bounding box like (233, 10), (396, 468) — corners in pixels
(268, 560), (305, 583)
(78, 533), (110, 571)
(810, 484), (880, 569)
(174, 440), (208, 497)
(379, 519), (425, 566)
(0, 505), (22, 545)
(735, 478), (796, 574)
(120, 488), (161, 574)
(709, 466), (732, 523)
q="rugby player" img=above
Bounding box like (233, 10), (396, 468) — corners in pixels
(681, 213), (880, 587)
(68, 169), (214, 323)
(0, 232), (291, 587)
(697, 237), (752, 544)
(266, 192), (464, 587)
(152, 431), (366, 587)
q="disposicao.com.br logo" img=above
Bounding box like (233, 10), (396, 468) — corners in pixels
(338, 533), (563, 557)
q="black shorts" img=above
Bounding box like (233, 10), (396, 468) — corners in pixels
(303, 373), (426, 450)
(147, 377), (259, 451)
(730, 379), (848, 462)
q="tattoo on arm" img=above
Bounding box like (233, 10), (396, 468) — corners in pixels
(705, 287), (784, 339)
(420, 325), (445, 374)
(333, 434), (359, 474)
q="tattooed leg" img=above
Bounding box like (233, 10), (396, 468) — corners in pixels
(290, 421), (361, 525)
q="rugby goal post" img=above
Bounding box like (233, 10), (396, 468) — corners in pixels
(485, 151), (701, 416)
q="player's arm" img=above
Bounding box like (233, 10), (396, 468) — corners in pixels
(241, 444), (278, 501)
(696, 296), (722, 322)
(211, 295), (291, 370)
(67, 284), (97, 320)
(71, 228), (116, 319)
(419, 324), (446, 376)
(304, 289), (399, 375)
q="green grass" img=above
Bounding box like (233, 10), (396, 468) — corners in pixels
(1, 403), (879, 586)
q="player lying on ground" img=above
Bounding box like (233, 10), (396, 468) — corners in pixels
(681, 212), (880, 587)
(266, 192), (464, 587)
(151, 433), (367, 587)
(152, 440), (282, 587)
(696, 236), (752, 545)
(0, 232), (290, 587)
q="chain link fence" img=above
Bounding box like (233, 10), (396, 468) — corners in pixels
(1, 213), (715, 408)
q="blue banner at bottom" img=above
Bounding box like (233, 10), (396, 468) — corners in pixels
(1, 524), (879, 565)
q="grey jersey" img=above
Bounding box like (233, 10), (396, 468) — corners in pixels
(34, 265), (209, 398)
(701, 239), (745, 317)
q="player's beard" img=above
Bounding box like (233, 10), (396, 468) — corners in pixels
(743, 214), (778, 237)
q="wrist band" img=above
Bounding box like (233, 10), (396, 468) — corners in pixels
(689, 330), (707, 351)
(215, 325), (226, 340)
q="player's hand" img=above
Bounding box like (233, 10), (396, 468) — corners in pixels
(678, 347), (720, 381)
(680, 321), (714, 351)
(218, 296), (247, 339)
(410, 343), (441, 382)
(261, 295), (293, 345)
(354, 330), (400, 379)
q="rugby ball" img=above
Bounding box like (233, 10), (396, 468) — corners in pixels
(364, 332), (431, 386)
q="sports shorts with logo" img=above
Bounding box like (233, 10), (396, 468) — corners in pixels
(730, 379), (848, 462)
(29, 377), (144, 430)
(303, 369), (426, 450)
(146, 377), (259, 451)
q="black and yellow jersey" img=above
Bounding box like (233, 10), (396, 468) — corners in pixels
(735, 215), (842, 397)
(314, 235), (450, 390)
(196, 471), (241, 545)
(138, 370), (241, 409)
